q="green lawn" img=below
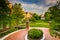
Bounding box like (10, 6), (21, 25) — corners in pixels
(16, 20), (49, 28)
(30, 20), (49, 28)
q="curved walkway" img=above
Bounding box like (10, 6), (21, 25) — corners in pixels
(4, 29), (28, 40)
(4, 27), (60, 40)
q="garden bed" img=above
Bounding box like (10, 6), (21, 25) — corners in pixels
(25, 29), (45, 40)
(50, 30), (60, 38)
(25, 34), (45, 40)
(0, 28), (18, 38)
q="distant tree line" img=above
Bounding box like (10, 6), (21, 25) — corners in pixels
(29, 13), (41, 22)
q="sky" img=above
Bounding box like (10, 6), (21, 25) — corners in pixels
(9, 0), (58, 14)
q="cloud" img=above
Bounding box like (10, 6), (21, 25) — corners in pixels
(46, 0), (57, 4)
(21, 2), (48, 14)
(9, 0), (57, 14)
(9, 0), (45, 5)
(9, 0), (57, 6)
(45, 0), (57, 6)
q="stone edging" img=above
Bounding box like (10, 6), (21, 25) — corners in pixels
(0, 29), (24, 40)
(25, 34), (45, 40)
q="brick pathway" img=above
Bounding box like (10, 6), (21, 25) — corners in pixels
(4, 28), (60, 40)
(4, 29), (28, 40)
(39, 28), (60, 40)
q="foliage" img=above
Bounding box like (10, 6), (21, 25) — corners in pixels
(50, 23), (60, 37)
(10, 3), (24, 27)
(0, 1), (24, 29)
(33, 13), (40, 20)
(28, 29), (43, 39)
(0, 0), (11, 14)
(29, 17), (36, 22)
(45, 12), (52, 21)
(45, 1), (60, 23)
(45, 1), (60, 37)
(15, 26), (26, 29)
(0, 0), (11, 29)
(29, 13), (41, 22)
(0, 28), (18, 38)
(50, 21), (60, 31)
(49, 19), (60, 37)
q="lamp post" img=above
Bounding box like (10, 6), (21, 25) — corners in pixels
(24, 12), (31, 29)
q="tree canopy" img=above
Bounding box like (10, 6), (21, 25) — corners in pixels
(0, 0), (11, 29)
(0, 0), (24, 29)
(45, 1), (60, 23)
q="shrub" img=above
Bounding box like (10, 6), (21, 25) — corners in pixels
(50, 23), (60, 31)
(15, 26), (26, 29)
(50, 22), (60, 37)
(28, 29), (43, 39)
(0, 28), (18, 38)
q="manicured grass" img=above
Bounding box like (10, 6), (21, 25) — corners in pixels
(16, 20), (49, 28)
(30, 20), (49, 28)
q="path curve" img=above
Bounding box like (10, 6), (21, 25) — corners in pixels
(4, 29), (28, 40)
(4, 28), (60, 40)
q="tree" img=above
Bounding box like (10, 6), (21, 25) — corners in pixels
(45, 1), (60, 37)
(0, 0), (11, 14)
(45, 12), (52, 21)
(45, 1), (60, 23)
(29, 13), (40, 22)
(32, 13), (40, 20)
(0, 0), (11, 29)
(10, 3), (24, 27)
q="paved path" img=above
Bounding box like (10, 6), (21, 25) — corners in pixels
(4, 29), (28, 40)
(39, 28), (60, 40)
(4, 28), (60, 40)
